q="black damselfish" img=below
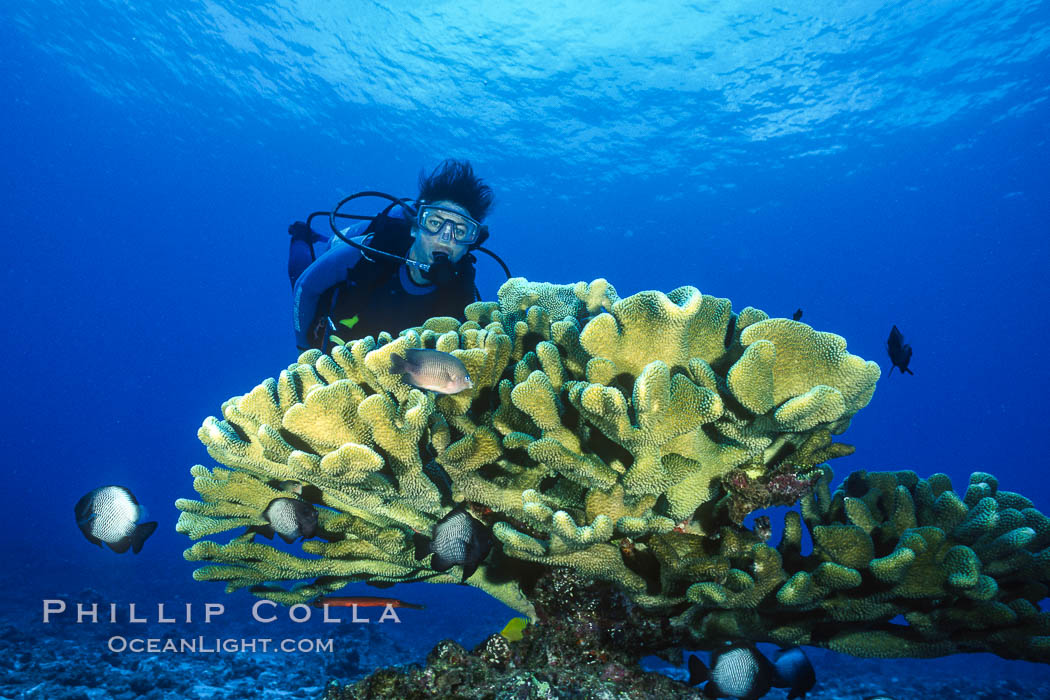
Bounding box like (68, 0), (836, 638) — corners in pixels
(772, 646), (816, 699)
(886, 325), (914, 375)
(413, 504), (493, 581)
(249, 497), (319, 544)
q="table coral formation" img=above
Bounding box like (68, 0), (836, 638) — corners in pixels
(176, 277), (1050, 665)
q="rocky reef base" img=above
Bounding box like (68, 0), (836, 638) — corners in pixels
(325, 569), (699, 699)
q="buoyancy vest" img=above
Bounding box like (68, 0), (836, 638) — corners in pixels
(310, 212), (478, 349)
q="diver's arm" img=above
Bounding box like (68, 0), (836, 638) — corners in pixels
(292, 231), (368, 349)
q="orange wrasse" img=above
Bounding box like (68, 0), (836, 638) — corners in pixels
(311, 596), (424, 610)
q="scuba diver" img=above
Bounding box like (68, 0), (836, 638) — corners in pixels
(289, 159), (508, 352)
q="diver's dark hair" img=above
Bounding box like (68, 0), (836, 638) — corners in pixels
(418, 159), (494, 222)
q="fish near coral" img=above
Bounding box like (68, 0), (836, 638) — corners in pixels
(75, 486), (157, 554)
(274, 480), (304, 495)
(752, 515), (772, 543)
(249, 498), (318, 544)
(793, 309), (803, 321)
(391, 348), (473, 394)
(500, 616), (529, 642)
(886, 325), (914, 375)
(422, 460), (455, 506)
(413, 504), (493, 581)
(771, 646), (816, 699)
(688, 643), (775, 700)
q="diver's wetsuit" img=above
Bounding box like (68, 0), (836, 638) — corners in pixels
(292, 211), (476, 351)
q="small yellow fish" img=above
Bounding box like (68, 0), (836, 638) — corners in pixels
(500, 616), (528, 642)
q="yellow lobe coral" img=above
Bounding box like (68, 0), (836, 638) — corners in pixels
(727, 340), (777, 414)
(579, 287), (733, 377)
(734, 319), (880, 421)
(564, 361), (723, 497)
(686, 466), (1050, 664)
(175, 278), (1050, 666)
(178, 278), (883, 629)
(497, 277), (618, 329)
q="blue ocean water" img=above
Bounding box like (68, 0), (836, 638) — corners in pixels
(3, 1), (1049, 698)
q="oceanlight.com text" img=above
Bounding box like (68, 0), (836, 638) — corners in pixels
(106, 636), (335, 654)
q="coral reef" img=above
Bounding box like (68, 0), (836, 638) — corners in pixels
(175, 277), (1050, 668)
(679, 468), (1050, 664)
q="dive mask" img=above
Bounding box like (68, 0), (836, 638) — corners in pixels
(416, 204), (482, 244)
